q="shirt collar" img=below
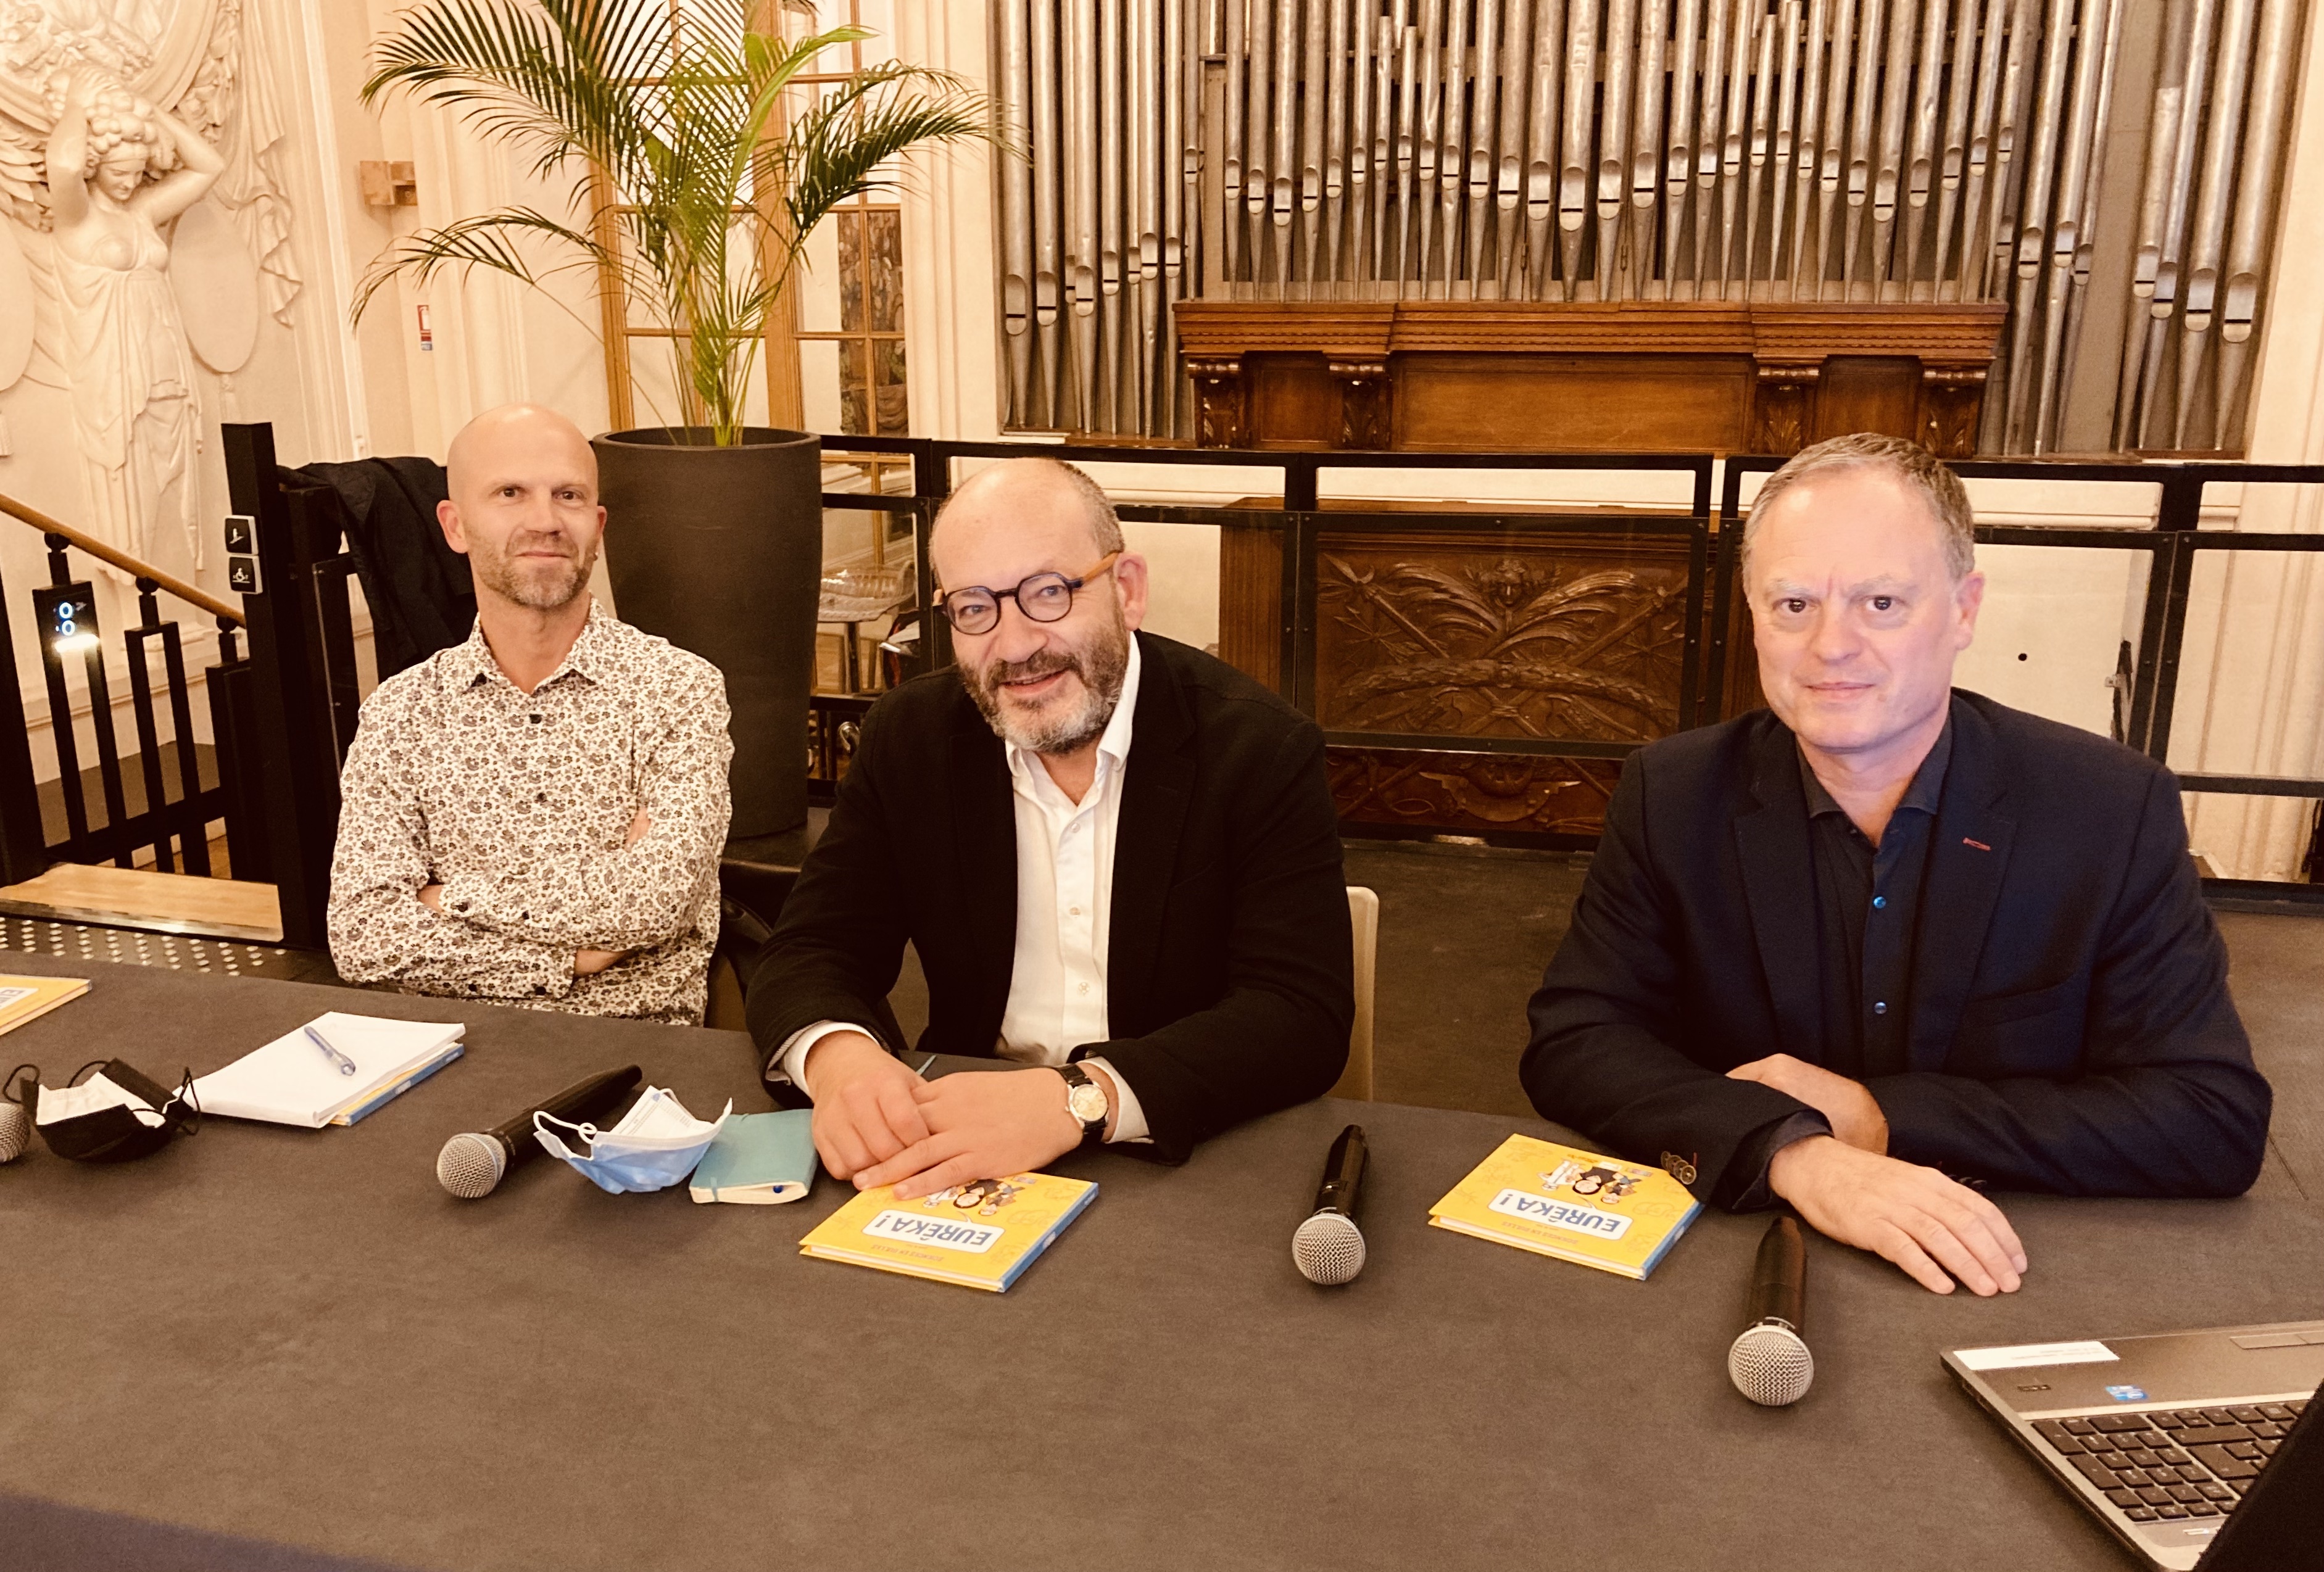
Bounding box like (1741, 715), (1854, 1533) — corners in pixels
(447, 600), (610, 693)
(1003, 634), (1143, 790)
(1800, 715), (1954, 820)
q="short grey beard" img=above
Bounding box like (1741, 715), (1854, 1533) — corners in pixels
(963, 622), (1131, 756)
(475, 534), (597, 611)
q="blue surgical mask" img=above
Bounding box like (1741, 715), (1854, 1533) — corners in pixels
(533, 1086), (729, 1194)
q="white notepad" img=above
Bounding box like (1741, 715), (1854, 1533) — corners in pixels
(191, 1012), (467, 1128)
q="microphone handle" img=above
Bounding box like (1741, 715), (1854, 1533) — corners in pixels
(1745, 1214), (1806, 1331)
(486, 1064), (644, 1163)
(1313, 1123), (1367, 1217)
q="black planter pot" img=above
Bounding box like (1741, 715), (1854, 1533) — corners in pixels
(592, 426), (821, 837)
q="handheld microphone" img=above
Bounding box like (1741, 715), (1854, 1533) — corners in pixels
(1292, 1123), (1369, 1285)
(436, 1064), (642, 1198)
(0, 1098), (26, 1164)
(1728, 1214), (1814, 1406)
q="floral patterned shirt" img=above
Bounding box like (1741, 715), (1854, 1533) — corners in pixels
(326, 603), (732, 1025)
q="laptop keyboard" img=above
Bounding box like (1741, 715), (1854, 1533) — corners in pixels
(2033, 1400), (2309, 1524)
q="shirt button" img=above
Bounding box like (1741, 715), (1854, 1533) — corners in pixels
(1873, 1001), (1889, 1015)
(1069, 906), (1082, 917)
(1872, 895), (1887, 909)
(1077, 983), (1090, 995)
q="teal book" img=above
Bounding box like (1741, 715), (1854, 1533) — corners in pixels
(689, 1109), (819, 1204)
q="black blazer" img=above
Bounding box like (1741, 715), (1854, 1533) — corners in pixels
(1522, 692), (2270, 1202)
(746, 632), (1353, 1162)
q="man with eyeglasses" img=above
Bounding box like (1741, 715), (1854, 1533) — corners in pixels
(747, 457), (1353, 1195)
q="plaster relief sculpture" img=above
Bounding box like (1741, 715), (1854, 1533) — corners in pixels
(0, 0), (299, 573)
(41, 68), (217, 567)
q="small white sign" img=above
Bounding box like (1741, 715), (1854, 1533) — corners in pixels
(1957, 1340), (2120, 1371)
(1488, 1187), (1634, 1241)
(861, 1208), (1003, 1254)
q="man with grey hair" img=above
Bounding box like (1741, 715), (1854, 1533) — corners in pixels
(1524, 432), (2269, 1296)
(747, 456), (1352, 1193)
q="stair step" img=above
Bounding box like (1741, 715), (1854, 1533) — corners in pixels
(0, 863), (283, 943)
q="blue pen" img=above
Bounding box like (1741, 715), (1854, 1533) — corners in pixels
(305, 1023), (359, 1077)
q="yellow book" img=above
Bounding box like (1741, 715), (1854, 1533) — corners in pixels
(1429, 1133), (1703, 1280)
(800, 1172), (1097, 1292)
(0, 974), (88, 1036)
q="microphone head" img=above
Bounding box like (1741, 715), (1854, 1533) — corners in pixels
(1293, 1211), (1367, 1286)
(0, 1099), (27, 1164)
(436, 1131), (507, 1199)
(1728, 1320), (1814, 1407)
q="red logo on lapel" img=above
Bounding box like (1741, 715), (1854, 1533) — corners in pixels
(1962, 837), (1992, 851)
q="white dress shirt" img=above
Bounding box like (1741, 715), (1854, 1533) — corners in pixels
(774, 640), (1152, 1143)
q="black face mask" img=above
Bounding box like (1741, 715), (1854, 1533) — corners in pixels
(12, 1059), (199, 1164)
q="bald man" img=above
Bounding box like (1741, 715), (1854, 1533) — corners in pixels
(327, 405), (732, 1024)
(748, 457), (1351, 1191)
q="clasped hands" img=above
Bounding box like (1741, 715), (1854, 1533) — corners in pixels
(803, 1032), (1109, 1201)
(420, 808), (652, 976)
(1727, 1053), (2027, 1298)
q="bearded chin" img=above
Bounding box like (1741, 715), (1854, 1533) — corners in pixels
(968, 624), (1131, 755)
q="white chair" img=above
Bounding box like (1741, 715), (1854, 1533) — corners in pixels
(1332, 886), (1379, 1101)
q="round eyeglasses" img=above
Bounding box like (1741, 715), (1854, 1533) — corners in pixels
(934, 551), (1121, 636)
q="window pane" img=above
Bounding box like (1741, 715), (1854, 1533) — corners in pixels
(797, 217), (844, 333)
(867, 209), (903, 331)
(838, 337), (870, 434)
(800, 338), (844, 434)
(871, 337), (908, 435)
(837, 210), (865, 332)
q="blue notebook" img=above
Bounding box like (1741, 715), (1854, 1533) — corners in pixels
(689, 1110), (818, 1204)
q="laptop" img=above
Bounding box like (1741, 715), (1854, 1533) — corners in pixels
(1943, 1321), (2324, 1570)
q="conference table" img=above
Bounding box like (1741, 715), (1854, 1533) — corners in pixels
(2, 956), (2319, 1572)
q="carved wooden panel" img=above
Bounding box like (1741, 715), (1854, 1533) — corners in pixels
(1313, 529), (1690, 745)
(1917, 366), (1988, 458)
(1217, 516), (1285, 691)
(1187, 358), (1247, 448)
(1332, 361), (1393, 449)
(1330, 748), (1627, 839)
(1753, 363), (1819, 453)
(1814, 356), (1920, 444)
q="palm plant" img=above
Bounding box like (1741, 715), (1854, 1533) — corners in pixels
(356, 0), (997, 445)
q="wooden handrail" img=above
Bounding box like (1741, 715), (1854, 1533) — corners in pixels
(0, 489), (244, 626)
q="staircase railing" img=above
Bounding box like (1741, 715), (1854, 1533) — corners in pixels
(0, 489), (251, 887)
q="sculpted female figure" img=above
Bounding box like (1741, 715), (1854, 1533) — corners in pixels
(43, 68), (222, 570)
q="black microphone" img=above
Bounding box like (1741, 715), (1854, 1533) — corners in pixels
(1728, 1214), (1814, 1405)
(435, 1064), (642, 1198)
(1292, 1123), (1369, 1285)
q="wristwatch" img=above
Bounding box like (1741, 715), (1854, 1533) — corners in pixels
(1058, 1062), (1110, 1143)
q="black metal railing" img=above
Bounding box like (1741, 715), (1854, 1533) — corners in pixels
(814, 434), (2324, 901)
(0, 492), (252, 888)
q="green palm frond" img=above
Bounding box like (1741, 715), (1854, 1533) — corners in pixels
(358, 0), (999, 445)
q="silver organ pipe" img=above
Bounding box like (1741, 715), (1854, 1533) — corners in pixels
(997, 0), (2290, 450)
(2138, 0), (2220, 449)
(2173, 0), (2257, 449)
(1810, 0), (1855, 297)
(1895, 0), (1948, 298)
(997, 0), (1035, 426)
(1782, 0), (1819, 297)
(1998, 0), (2079, 452)
(1665, 0), (1708, 297)
(1717, 0), (1754, 297)
(1524, 0), (1566, 298)
(1467, 0), (1505, 297)
(1559, 0), (1598, 295)
(2217, 0), (2300, 442)
(1495, 0), (1535, 296)
(1630, 0), (1671, 299)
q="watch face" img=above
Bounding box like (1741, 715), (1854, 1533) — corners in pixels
(1068, 1082), (1108, 1125)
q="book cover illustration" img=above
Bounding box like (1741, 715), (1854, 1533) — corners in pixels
(1429, 1133), (1702, 1281)
(800, 1172), (1098, 1292)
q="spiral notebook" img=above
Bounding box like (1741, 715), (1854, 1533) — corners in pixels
(190, 1012), (466, 1128)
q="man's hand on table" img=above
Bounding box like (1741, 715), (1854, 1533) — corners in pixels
(1727, 1053), (1890, 1151)
(1769, 1135), (2027, 1296)
(857, 1067), (1114, 1201)
(803, 1031), (935, 1185)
